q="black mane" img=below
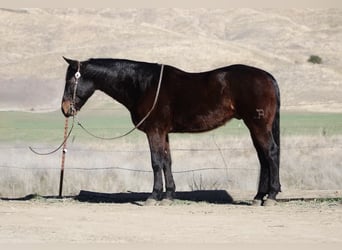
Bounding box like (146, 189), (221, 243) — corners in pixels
(83, 58), (161, 93)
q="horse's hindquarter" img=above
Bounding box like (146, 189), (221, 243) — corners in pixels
(227, 65), (278, 128)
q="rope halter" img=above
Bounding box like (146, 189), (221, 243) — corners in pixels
(71, 61), (81, 115)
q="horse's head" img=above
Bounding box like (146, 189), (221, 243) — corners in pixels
(61, 57), (95, 117)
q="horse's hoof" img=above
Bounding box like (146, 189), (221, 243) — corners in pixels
(144, 198), (159, 206)
(252, 199), (263, 206)
(159, 198), (174, 206)
(263, 198), (277, 206)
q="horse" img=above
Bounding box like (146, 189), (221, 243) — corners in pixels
(61, 57), (281, 206)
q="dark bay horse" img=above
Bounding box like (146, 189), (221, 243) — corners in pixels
(61, 57), (280, 206)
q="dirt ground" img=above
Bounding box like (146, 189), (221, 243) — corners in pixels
(0, 194), (342, 247)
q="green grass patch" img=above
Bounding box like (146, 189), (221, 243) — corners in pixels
(280, 112), (342, 136)
(1, 110), (342, 143)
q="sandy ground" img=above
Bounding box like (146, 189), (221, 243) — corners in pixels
(0, 196), (341, 246)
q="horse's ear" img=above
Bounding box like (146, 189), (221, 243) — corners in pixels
(63, 56), (78, 69)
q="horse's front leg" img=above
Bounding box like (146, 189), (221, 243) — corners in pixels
(146, 131), (175, 205)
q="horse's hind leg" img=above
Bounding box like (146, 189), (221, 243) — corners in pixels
(251, 138), (270, 204)
(247, 123), (280, 205)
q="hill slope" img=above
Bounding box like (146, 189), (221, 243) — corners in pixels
(1, 8), (341, 112)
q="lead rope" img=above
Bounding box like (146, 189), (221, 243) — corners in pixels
(28, 117), (74, 155)
(76, 64), (164, 140)
(28, 62), (81, 155)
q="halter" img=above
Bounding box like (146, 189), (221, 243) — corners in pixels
(71, 61), (81, 115)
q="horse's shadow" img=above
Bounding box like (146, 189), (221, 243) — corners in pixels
(1, 190), (251, 206)
(76, 190), (250, 206)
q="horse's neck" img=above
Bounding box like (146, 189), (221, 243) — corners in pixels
(89, 62), (140, 110)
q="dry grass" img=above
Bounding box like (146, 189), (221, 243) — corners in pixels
(1, 133), (341, 198)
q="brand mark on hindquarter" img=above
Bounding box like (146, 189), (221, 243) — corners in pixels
(255, 108), (264, 119)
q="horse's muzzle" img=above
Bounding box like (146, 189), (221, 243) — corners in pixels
(61, 100), (77, 117)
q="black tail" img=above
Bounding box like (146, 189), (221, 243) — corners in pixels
(273, 98), (280, 148)
(272, 78), (281, 193)
(272, 78), (280, 167)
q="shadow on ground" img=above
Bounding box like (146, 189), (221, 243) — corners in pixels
(1, 190), (251, 205)
(76, 190), (236, 204)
